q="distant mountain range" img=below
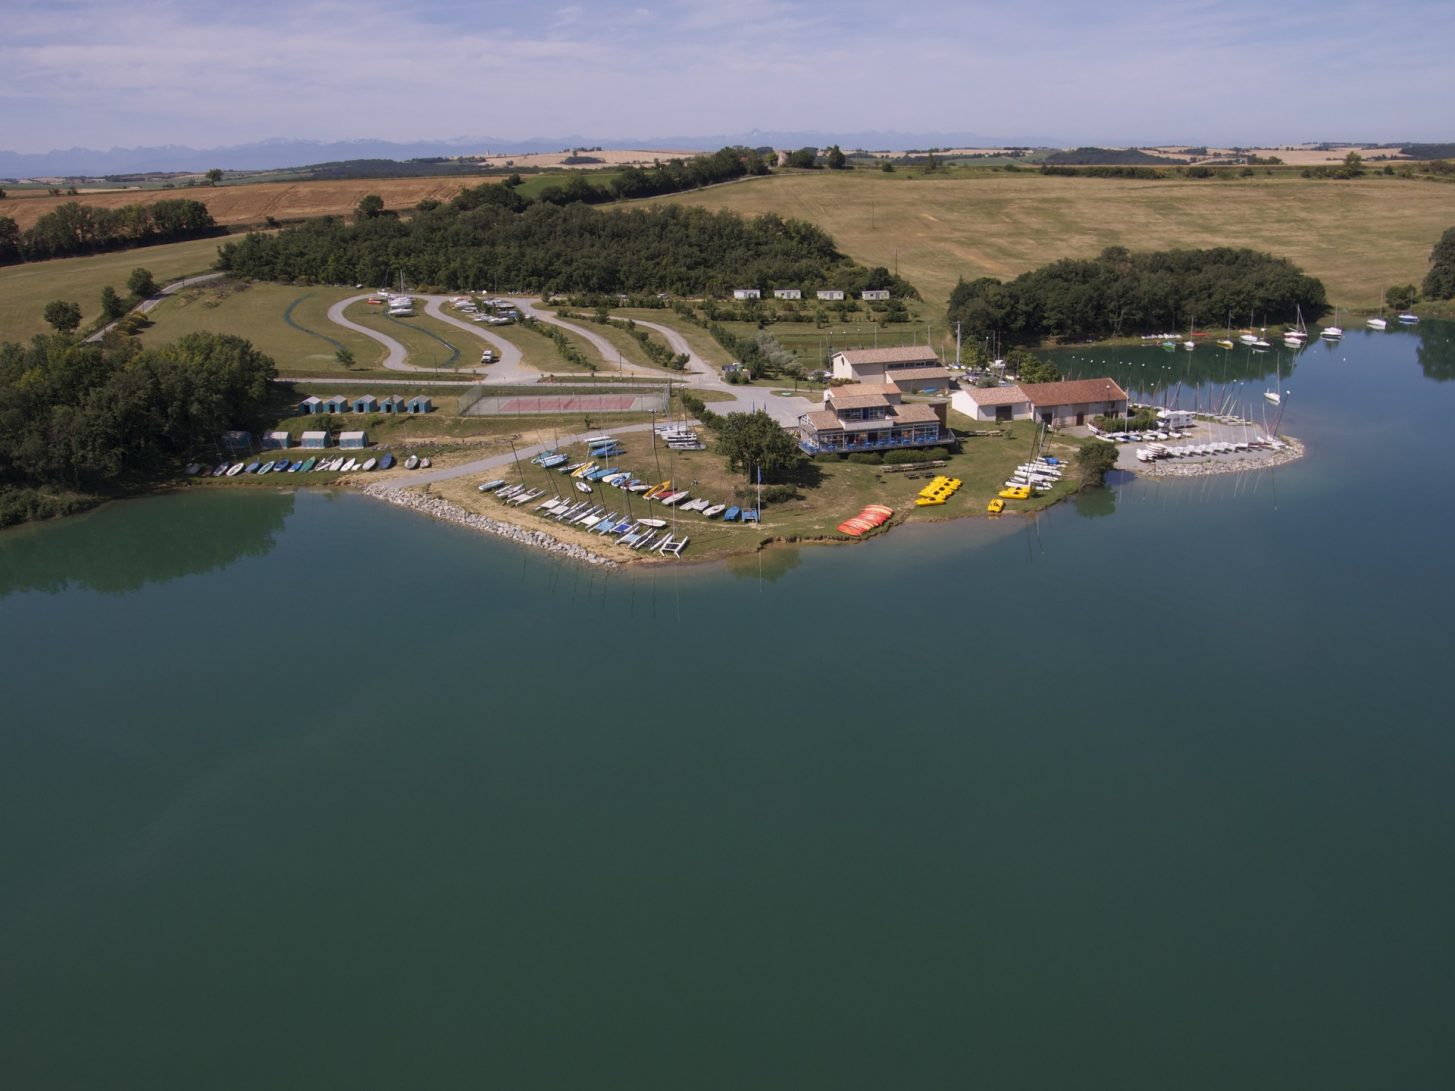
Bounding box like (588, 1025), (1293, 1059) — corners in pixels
(0, 131), (1071, 177)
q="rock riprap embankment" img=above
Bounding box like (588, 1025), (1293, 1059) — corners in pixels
(360, 485), (618, 567)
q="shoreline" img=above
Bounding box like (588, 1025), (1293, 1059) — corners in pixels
(358, 484), (620, 567)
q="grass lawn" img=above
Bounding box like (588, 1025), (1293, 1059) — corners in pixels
(0, 235), (228, 341)
(424, 415), (1088, 564)
(140, 281), (384, 373)
(613, 308), (736, 367)
(647, 170), (1455, 311)
(344, 302), (472, 372)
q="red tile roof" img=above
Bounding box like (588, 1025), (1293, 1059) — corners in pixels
(1018, 377), (1128, 406)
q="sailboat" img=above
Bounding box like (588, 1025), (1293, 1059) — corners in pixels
(1367, 299), (1387, 330)
(1283, 305), (1308, 348)
(1321, 308), (1344, 340)
(1264, 353), (1286, 405)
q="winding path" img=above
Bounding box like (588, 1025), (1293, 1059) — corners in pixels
(86, 271), (225, 343)
(421, 297), (533, 383)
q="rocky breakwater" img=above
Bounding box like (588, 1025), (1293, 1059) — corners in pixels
(1136, 437), (1306, 478)
(360, 484), (619, 567)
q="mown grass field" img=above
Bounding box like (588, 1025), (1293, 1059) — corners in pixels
(138, 281), (383, 372)
(0, 235), (228, 341)
(648, 170), (1455, 311)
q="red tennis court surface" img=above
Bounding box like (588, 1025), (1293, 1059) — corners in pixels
(498, 395), (638, 411)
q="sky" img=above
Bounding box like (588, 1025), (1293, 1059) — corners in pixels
(2, 0), (1452, 152)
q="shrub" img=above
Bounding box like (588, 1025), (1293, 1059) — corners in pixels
(884, 447), (948, 465)
(847, 451), (883, 464)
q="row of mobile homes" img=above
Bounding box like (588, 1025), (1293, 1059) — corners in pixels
(731, 288), (881, 302)
(298, 394), (431, 414)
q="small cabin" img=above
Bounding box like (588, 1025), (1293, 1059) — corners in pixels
(352, 394), (379, 414)
(338, 430), (368, 449)
(406, 396), (433, 414)
(262, 431), (291, 450)
(301, 430), (329, 449)
(732, 288), (761, 301)
(220, 430), (252, 454)
(817, 289), (845, 301)
(379, 394), (406, 414)
(773, 288), (802, 300)
(322, 395), (350, 414)
(861, 289), (891, 301)
(299, 395), (323, 415)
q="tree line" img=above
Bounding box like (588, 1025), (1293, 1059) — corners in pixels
(218, 200), (890, 297)
(947, 247), (1328, 344)
(0, 198), (219, 264)
(0, 330), (277, 525)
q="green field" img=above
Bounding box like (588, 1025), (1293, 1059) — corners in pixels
(139, 282), (385, 373)
(649, 171), (1455, 311)
(0, 236), (228, 341)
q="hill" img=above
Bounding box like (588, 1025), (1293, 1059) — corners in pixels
(646, 170), (1455, 309)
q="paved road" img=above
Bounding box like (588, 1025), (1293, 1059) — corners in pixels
(85, 271), (226, 343)
(507, 298), (668, 380)
(405, 421), (662, 485)
(327, 294), (494, 374)
(421, 297), (533, 382)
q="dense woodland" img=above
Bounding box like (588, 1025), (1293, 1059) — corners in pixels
(947, 247), (1328, 343)
(0, 331), (276, 525)
(0, 199), (218, 264)
(219, 201), (903, 297)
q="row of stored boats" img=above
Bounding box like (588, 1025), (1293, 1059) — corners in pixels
(193, 452), (440, 477)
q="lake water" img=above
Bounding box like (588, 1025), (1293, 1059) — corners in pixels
(3, 323), (1454, 1089)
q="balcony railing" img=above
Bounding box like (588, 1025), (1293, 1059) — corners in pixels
(798, 429), (950, 455)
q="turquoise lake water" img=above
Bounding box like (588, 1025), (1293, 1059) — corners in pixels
(3, 323), (1454, 1089)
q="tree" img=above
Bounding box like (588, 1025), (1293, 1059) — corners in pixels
(100, 286), (127, 320)
(826, 145), (847, 170)
(43, 299), (82, 333)
(0, 186), (7, 198)
(786, 147), (819, 169)
(1385, 284), (1418, 311)
(715, 409), (805, 483)
(1076, 440), (1120, 484)
(0, 215), (20, 263)
(1018, 357), (1062, 384)
(880, 161), (895, 173)
(355, 194), (385, 221)
(1423, 226), (1455, 300)
(205, 168), (223, 186)
(127, 267), (157, 298)
(335, 346), (355, 368)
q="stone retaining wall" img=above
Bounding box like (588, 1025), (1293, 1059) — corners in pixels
(359, 484), (619, 567)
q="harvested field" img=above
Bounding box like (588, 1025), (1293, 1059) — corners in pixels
(0, 176), (492, 231)
(648, 171), (1455, 310)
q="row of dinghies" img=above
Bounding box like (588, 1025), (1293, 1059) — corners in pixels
(473, 447), (767, 556)
(190, 452), (437, 477)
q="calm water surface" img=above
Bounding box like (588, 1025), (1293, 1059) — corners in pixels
(3, 324), (1454, 1089)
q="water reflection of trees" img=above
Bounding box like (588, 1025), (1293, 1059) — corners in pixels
(725, 545), (803, 583)
(1415, 321), (1455, 382)
(0, 491), (293, 597)
(1074, 485), (1117, 518)
(1058, 343), (1298, 404)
